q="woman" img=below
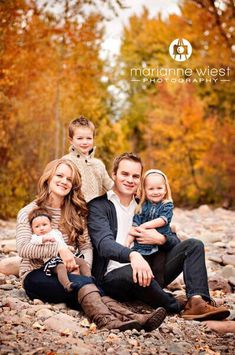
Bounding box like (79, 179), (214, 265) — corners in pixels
(16, 158), (166, 331)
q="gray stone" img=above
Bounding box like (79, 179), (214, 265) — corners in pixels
(221, 265), (235, 279)
(208, 254), (223, 264)
(44, 313), (84, 333)
(213, 242), (226, 248)
(208, 276), (232, 293)
(6, 297), (29, 311)
(0, 274), (7, 285)
(70, 342), (97, 355)
(197, 205), (211, 214)
(33, 298), (44, 305)
(166, 341), (193, 354)
(227, 241), (235, 248)
(222, 254), (235, 267)
(228, 276), (235, 287)
(0, 256), (21, 276)
(0, 283), (15, 290)
(202, 320), (235, 334)
(36, 308), (55, 320)
(0, 239), (16, 252)
(199, 232), (222, 244)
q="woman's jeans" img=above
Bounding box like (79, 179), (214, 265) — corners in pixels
(24, 268), (95, 309)
(102, 238), (210, 313)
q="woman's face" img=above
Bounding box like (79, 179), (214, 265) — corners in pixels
(49, 163), (73, 200)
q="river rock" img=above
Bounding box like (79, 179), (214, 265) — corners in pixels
(228, 277), (235, 287)
(199, 233), (222, 244)
(36, 308), (55, 320)
(0, 256), (21, 276)
(222, 254), (235, 267)
(227, 240), (235, 248)
(6, 297), (29, 311)
(202, 320), (235, 334)
(221, 265), (235, 279)
(197, 205), (212, 215)
(208, 276), (232, 293)
(208, 254), (223, 264)
(44, 312), (84, 333)
(0, 239), (16, 253)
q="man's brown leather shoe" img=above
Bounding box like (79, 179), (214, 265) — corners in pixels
(181, 296), (230, 321)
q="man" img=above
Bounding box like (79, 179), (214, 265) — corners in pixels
(88, 152), (230, 320)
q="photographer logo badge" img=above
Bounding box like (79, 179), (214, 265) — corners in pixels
(169, 38), (192, 61)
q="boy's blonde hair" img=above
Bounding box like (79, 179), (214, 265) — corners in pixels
(136, 169), (173, 213)
(68, 116), (95, 138)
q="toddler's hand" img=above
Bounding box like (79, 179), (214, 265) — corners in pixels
(140, 222), (149, 229)
(126, 234), (135, 248)
(129, 226), (138, 236)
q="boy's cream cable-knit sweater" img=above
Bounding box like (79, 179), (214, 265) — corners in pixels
(63, 146), (113, 202)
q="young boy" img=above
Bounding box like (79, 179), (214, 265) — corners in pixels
(63, 116), (113, 202)
(29, 207), (91, 292)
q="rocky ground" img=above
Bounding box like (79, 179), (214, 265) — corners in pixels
(0, 205), (234, 355)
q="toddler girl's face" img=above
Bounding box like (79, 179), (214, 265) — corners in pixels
(70, 127), (94, 156)
(145, 174), (166, 203)
(32, 216), (52, 236)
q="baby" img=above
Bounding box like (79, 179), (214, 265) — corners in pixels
(29, 207), (91, 292)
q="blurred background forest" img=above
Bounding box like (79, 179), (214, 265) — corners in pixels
(0, 0), (234, 219)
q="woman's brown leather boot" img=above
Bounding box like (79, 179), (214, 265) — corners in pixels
(102, 296), (167, 332)
(77, 284), (141, 330)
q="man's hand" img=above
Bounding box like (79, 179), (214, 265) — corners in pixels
(58, 247), (78, 272)
(132, 227), (167, 245)
(129, 251), (154, 287)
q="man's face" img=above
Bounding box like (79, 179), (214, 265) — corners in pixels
(112, 159), (142, 198)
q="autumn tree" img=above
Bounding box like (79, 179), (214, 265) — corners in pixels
(0, 0), (125, 218)
(115, 1), (234, 206)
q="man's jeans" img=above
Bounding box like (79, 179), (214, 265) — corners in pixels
(102, 239), (210, 313)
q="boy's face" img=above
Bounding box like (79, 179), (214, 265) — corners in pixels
(31, 216), (51, 236)
(70, 127), (94, 156)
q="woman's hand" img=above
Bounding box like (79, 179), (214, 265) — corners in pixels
(58, 247), (78, 272)
(133, 227), (167, 245)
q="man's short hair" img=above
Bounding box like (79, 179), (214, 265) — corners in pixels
(68, 116), (95, 138)
(112, 152), (143, 175)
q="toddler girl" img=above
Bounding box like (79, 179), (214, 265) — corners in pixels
(127, 169), (177, 255)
